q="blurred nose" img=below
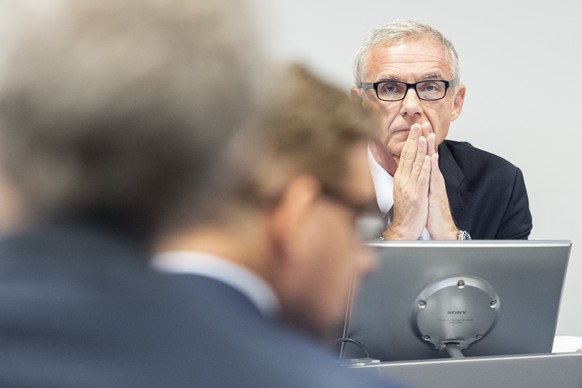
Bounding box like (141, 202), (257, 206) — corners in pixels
(399, 86), (423, 117)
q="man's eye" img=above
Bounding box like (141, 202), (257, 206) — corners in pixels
(419, 82), (442, 93)
(379, 82), (404, 94)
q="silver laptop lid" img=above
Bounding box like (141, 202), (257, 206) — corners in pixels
(341, 240), (571, 362)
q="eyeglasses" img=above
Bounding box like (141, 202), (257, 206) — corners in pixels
(360, 79), (453, 101)
(321, 185), (385, 242)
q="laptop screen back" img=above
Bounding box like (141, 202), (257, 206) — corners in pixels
(341, 240), (571, 362)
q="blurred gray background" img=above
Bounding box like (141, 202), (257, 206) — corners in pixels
(249, 0), (582, 337)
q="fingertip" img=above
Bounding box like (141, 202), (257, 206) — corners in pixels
(421, 121), (432, 136)
(418, 136), (428, 153)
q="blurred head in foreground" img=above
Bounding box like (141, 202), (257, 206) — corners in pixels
(157, 63), (382, 338)
(0, 0), (261, 239)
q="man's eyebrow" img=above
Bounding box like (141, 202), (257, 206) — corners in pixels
(376, 75), (402, 82)
(375, 73), (445, 82)
(421, 72), (444, 80)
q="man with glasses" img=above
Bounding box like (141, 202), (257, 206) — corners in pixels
(154, 64), (401, 387)
(351, 19), (532, 240)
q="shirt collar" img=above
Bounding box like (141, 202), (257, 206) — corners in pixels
(368, 145), (394, 217)
(152, 251), (280, 319)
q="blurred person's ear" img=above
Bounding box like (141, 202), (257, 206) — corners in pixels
(267, 175), (321, 250)
(265, 174), (323, 323)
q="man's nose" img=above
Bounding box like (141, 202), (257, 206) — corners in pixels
(399, 86), (423, 117)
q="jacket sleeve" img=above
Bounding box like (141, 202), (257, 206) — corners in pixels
(496, 167), (533, 239)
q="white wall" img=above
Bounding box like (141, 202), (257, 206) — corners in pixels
(249, 0), (582, 336)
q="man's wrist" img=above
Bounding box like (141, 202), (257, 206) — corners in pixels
(381, 224), (419, 240)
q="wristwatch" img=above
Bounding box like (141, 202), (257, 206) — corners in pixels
(457, 230), (471, 240)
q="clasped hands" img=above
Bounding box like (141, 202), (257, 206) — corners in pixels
(382, 122), (458, 240)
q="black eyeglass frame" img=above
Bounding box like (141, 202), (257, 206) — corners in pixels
(359, 79), (454, 102)
(321, 184), (372, 215)
(321, 184), (385, 241)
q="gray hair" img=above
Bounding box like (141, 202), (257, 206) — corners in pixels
(353, 19), (460, 87)
(0, 0), (262, 236)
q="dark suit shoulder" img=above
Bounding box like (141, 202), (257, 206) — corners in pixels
(439, 140), (532, 239)
(440, 139), (524, 194)
(169, 275), (401, 387)
(441, 139), (519, 172)
(0, 227), (404, 387)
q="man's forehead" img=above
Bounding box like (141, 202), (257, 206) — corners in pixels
(371, 36), (447, 57)
(365, 38), (451, 80)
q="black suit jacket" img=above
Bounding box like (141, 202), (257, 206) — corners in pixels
(0, 224), (403, 387)
(167, 274), (405, 388)
(439, 140), (533, 239)
(0, 223), (219, 387)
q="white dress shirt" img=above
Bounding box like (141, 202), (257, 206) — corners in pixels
(153, 251), (280, 319)
(368, 146), (431, 240)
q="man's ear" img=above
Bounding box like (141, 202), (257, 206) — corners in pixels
(450, 84), (466, 122)
(267, 175), (320, 251)
(350, 86), (363, 104)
